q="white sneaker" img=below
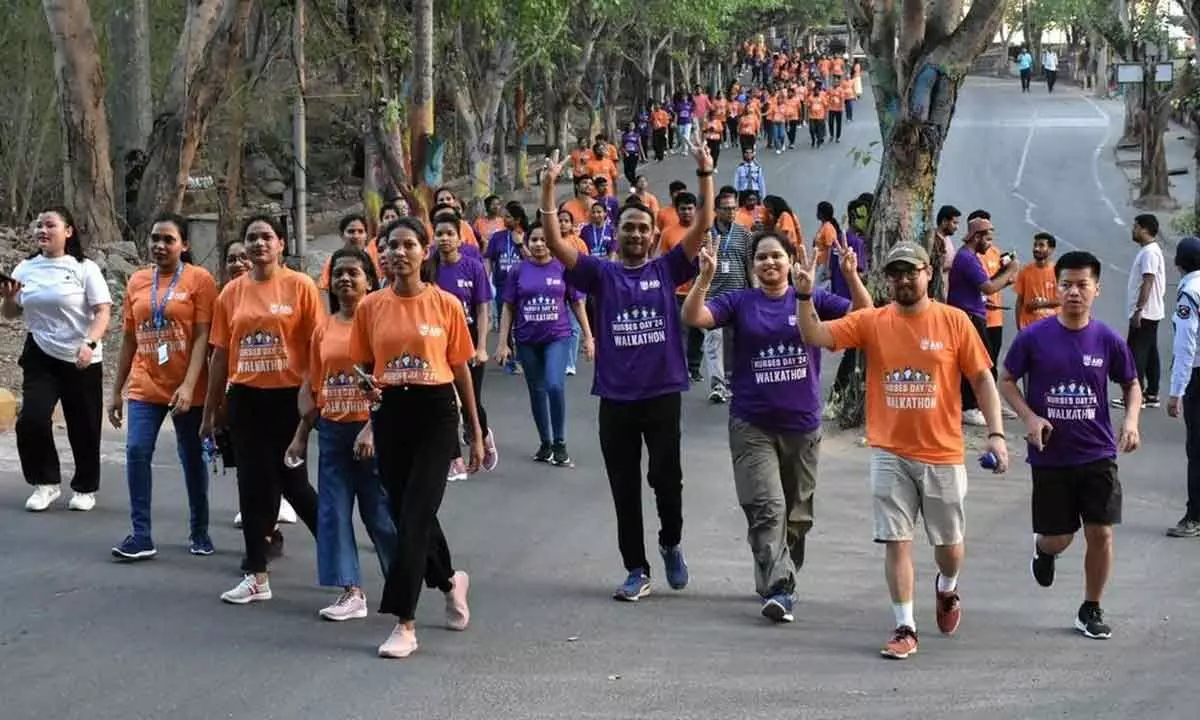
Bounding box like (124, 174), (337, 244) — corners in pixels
(25, 485), (61, 512)
(447, 457), (468, 483)
(1001, 406), (1019, 420)
(319, 590), (368, 621)
(68, 492), (96, 512)
(233, 512), (243, 528)
(378, 624), (419, 659)
(962, 409), (987, 427)
(220, 574), (272, 604)
(277, 499), (298, 524)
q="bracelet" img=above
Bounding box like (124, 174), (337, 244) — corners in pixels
(988, 432), (1005, 439)
(696, 169), (714, 177)
(796, 292), (813, 301)
(537, 208), (555, 216)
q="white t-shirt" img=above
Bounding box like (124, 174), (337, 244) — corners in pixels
(13, 254), (112, 363)
(1043, 52), (1059, 72)
(1127, 241), (1166, 321)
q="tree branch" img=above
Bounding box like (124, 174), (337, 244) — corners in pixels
(927, 0), (963, 43)
(899, 0), (926, 76)
(928, 0), (1006, 71)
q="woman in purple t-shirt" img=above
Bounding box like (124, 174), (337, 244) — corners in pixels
(682, 231), (870, 623)
(495, 223), (593, 467)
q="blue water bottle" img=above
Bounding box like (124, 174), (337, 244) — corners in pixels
(978, 451), (998, 470)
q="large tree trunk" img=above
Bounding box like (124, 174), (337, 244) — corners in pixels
(106, 0), (151, 233)
(134, 0), (254, 253)
(449, 24), (515, 211)
(409, 0), (434, 203)
(603, 52), (624, 143)
(43, 0), (122, 250)
(514, 78), (531, 190)
(1137, 78), (1176, 209)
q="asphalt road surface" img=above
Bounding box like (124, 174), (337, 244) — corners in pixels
(0, 78), (1194, 720)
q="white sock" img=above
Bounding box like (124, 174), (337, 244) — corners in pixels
(936, 573), (958, 593)
(892, 602), (915, 629)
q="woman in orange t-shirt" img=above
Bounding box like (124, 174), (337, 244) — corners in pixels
(107, 212), (219, 559)
(350, 216), (482, 659)
(826, 86), (845, 143)
(203, 214), (323, 605)
(321, 214), (382, 299)
(762, 195), (804, 251)
(807, 88), (827, 147)
(284, 246), (399, 620)
(703, 110), (725, 169)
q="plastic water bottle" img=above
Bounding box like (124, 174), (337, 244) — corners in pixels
(201, 436), (222, 475)
(979, 451), (998, 470)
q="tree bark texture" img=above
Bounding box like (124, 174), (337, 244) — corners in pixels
(106, 0), (152, 225)
(448, 21), (516, 210)
(43, 0), (122, 250)
(409, 0), (434, 194)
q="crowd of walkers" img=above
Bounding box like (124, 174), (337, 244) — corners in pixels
(2, 40), (1197, 662)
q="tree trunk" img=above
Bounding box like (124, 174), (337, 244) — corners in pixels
(515, 79), (530, 189)
(449, 26), (515, 211)
(409, 0), (434, 200)
(1137, 81), (1176, 209)
(106, 0), (151, 232)
(1093, 33), (1108, 98)
(604, 53), (623, 143)
(43, 0), (121, 250)
(134, 0), (254, 253)
(495, 101), (512, 193)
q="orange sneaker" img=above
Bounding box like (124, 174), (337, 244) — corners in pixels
(935, 575), (962, 635)
(880, 625), (918, 659)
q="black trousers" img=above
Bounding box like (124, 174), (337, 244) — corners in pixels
(707, 139), (722, 169)
(374, 384), (459, 619)
(739, 133), (756, 152)
(961, 313), (989, 411)
(227, 384), (318, 573)
(786, 120), (799, 146)
(598, 392), (683, 575)
(622, 153), (639, 186)
(1020, 68), (1032, 91)
(809, 119), (826, 146)
(1046, 69), (1058, 92)
(1184, 368), (1200, 519)
(1127, 319), (1161, 397)
(460, 325), (489, 438)
(828, 110), (843, 141)
(652, 129), (667, 162)
(727, 119), (738, 145)
(16, 334), (103, 491)
(985, 324), (1003, 381)
(675, 295), (703, 376)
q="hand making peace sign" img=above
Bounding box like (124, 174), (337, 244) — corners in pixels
(791, 242), (817, 295)
(834, 233), (858, 281)
(543, 149), (566, 184)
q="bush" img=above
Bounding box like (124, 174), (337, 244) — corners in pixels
(1171, 207), (1200, 237)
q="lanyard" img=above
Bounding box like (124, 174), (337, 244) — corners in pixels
(150, 263), (184, 330)
(712, 226), (733, 255)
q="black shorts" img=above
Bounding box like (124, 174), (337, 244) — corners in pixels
(1031, 458), (1122, 535)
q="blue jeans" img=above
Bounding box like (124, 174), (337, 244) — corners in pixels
(124, 399), (208, 542)
(567, 310), (581, 371)
(316, 418), (399, 588)
(516, 338), (570, 445)
(771, 122), (786, 149)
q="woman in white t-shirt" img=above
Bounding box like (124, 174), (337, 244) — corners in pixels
(0, 207), (112, 512)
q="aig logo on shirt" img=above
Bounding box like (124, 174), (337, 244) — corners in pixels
(457, 279), (474, 289)
(269, 303), (294, 315)
(1081, 354), (1105, 368)
(418, 323), (445, 337)
(640, 279), (662, 291)
(787, 315), (797, 326)
(545, 277), (563, 286)
(919, 338), (945, 351)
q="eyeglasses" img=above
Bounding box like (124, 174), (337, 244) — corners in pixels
(884, 264), (927, 279)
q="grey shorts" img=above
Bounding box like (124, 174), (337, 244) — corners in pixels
(869, 448), (967, 545)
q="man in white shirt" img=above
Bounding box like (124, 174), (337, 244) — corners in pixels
(1043, 49), (1059, 93)
(1119, 213), (1166, 409)
(935, 204), (961, 300)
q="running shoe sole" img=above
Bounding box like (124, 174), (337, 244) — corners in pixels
(1074, 617), (1112, 639)
(761, 598), (794, 623)
(189, 546), (215, 556)
(880, 645), (918, 659)
(613, 584), (652, 602)
(112, 547), (157, 561)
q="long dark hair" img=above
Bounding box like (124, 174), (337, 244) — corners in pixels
(762, 195), (797, 233)
(380, 216), (438, 283)
(817, 200), (842, 241)
(327, 246), (378, 315)
(35, 206), (85, 262)
(149, 211), (192, 264)
(505, 201), (530, 234)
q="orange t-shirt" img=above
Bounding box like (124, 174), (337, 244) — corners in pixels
(813, 221), (837, 265)
(714, 98), (728, 120)
(775, 212), (804, 250)
(570, 148), (589, 177)
(841, 80), (856, 98)
(738, 114), (759, 135)
(827, 88), (845, 112)
(561, 197), (592, 226)
(309, 315), (372, 423)
(651, 110), (670, 129)
(349, 284), (474, 387)
(474, 216), (505, 250)
(735, 207), (763, 230)
(631, 191), (661, 218)
(768, 99), (787, 123)
(320, 243), (382, 290)
(584, 156), (618, 195)
(1013, 262), (1060, 329)
(808, 96), (827, 120)
(980, 245), (1004, 328)
(833, 58), (845, 77)
(568, 233), (590, 255)
(827, 302), (993, 464)
(210, 268), (324, 389)
(784, 97), (801, 122)
(122, 264), (218, 406)
(658, 222), (693, 295)
(656, 206), (679, 232)
(705, 119), (725, 140)
(818, 59), (831, 77)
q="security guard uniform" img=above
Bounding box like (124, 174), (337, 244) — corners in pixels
(1167, 237), (1200, 535)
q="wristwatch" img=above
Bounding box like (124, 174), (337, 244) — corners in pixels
(85, 339), (98, 349)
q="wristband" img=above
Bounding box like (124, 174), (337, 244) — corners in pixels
(537, 208), (555, 216)
(796, 292), (813, 301)
(988, 432), (1005, 440)
(696, 169), (714, 177)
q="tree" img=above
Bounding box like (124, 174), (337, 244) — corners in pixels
(106, 0), (152, 227)
(43, 0), (122, 250)
(839, 0), (1006, 426)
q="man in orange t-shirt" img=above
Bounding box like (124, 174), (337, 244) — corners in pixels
(1012, 232), (1061, 329)
(797, 240), (1009, 661)
(826, 85), (845, 143)
(583, 144), (618, 196)
(657, 191), (702, 380)
(655, 179), (687, 233)
(807, 91), (827, 147)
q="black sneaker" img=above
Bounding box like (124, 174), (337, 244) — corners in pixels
(1075, 603), (1112, 639)
(689, 370), (703, 383)
(551, 442), (573, 467)
(1145, 395), (1161, 408)
(1166, 516), (1200, 537)
(1031, 544), (1056, 587)
(532, 444), (552, 463)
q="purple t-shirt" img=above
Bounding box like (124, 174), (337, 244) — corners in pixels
(829, 229), (866, 300)
(675, 100), (694, 123)
(947, 244), (988, 318)
(485, 229), (523, 291)
(708, 287), (850, 432)
(565, 244), (698, 401)
(1003, 318), (1136, 467)
(502, 259), (578, 345)
(461, 243), (482, 262)
(581, 223), (614, 257)
(621, 131), (642, 155)
(435, 255), (493, 328)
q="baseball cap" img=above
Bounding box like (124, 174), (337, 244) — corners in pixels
(884, 241), (930, 268)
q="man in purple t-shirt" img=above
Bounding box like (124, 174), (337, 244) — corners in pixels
(539, 143), (715, 602)
(999, 250), (1141, 641)
(948, 217), (1019, 425)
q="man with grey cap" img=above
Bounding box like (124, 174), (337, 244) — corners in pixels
(797, 240), (1009, 661)
(1166, 236), (1200, 537)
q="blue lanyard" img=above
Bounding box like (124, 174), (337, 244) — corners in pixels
(712, 226), (733, 255)
(150, 263), (184, 330)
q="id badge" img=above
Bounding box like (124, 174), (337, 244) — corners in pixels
(720, 260), (731, 275)
(157, 343), (169, 366)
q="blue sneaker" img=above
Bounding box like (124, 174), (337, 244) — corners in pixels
(660, 545), (689, 590)
(189, 534), (215, 556)
(761, 592), (795, 623)
(612, 570), (652, 601)
(112, 535), (157, 561)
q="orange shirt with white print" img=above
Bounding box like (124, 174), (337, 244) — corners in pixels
(1013, 262), (1060, 329)
(705, 118), (725, 141)
(813, 221), (837, 265)
(769, 99), (787, 123)
(979, 245), (1004, 328)
(584, 156), (618, 195)
(656, 206), (679, 232)
(808, 95), (827, 120)
(827, 302), (992, 465)
(309, 315), (372, 423)
(561, 197), (592, 227)
(784, 97), (801, 122)
(320, 243), (382, 290)
(833, 58), (845, 77)
(713, 98), (728, 120)
(570, 148), (589, 177)
(349, 284), (474, 387)
(651, 109), (670, 129)
(123, 263), (218, 406)
(827, 88), (845, 112)
(210, 268), (323, 388)
(737, 113), (759, 136)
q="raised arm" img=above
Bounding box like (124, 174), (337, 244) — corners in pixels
(680, 144), (716, 261)
(682, 246), (718, 329)
(540, 151), (580, 270)
(793, 244), (837, 349)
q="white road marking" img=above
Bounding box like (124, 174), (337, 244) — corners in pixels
(1080, 94), (1126, 226)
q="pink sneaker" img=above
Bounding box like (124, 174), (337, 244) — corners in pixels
(378, 624), (418, 659)
(482, 429), (499, 472)
(445, 570), (470, 631)
(447, 457), (468, 482)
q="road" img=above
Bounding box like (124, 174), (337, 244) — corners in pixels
(0, 78), (1194, 720)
